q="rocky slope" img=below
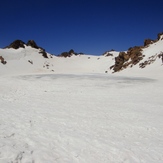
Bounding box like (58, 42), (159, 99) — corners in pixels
(108, 32), (163, 72)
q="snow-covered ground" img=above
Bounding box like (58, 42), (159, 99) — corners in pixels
(0, 73), (163, 163)
(0, 38), (163, 162)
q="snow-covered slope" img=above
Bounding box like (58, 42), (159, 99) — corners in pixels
(0, 36), (163, 77)
(118, 36), (163, 78)
(0, 36), (163, 163)
(0, 45), (118, 75)
(0, 46), (54, 75)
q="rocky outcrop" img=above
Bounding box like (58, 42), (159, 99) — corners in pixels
(158, 51), (163, 60)
(110, 32), (163, 72)
(157, 32), (163, 40)
(103, 51), (113, 57)
(59, 49), (78, 57)
(102, 49), (115, 56)
(5, 40), (25, 49)
(110, 46), (143, 72)
(139, 54), (158, 68)
(59, 52), (72, 57)
(26, 40), (49, 58)
(26, 40), (39, 49)
(105, 53), (113, 57)
(39, 49), (48, 58)
(139, 51), (163, 68)
(144, 32), (163, 46)
(144, 39), (153, 46)
(5, 39), (49, 59)
(0, 56), (7, 64)
(5, 40), (44, 50)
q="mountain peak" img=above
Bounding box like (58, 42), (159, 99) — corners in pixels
(4, 39), (42, 50)
(5, 40), (25, 49)
(26, 40), (39, 49)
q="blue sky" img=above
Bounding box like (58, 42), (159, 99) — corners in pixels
(0, 0), (163, 55)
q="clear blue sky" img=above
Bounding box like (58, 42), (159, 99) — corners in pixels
(0, 0), (163, 55)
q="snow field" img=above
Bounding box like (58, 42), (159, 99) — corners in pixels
(0, 74), (163, 163)
(0, 35), (163, 162)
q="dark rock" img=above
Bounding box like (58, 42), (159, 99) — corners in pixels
(5, 40), (25, 49)
(139, 54), (158, 68)
(0, 56), (7, 64)
(26, 40), (39, 49)
(39, 49), (48, 58)
(158, 52), (163, 63)
(157, 32), (163, 40)
(110, 46), (143, 72)
(28, 60), (33, 64)
(78, 52), (84, 55)
(59, 52), (71, 57)
(144, 39), (153, 46)
(105, 52), (113, 57)
(69, 49), (75, 54)
(59, 49), (77, 57)
(4, 39), (50, 60)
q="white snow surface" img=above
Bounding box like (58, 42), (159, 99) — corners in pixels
(0, 39), (163, 163)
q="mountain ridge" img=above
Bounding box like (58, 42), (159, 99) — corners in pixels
(0, 33), (163, 76)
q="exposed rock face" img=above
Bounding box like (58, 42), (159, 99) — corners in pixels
(139, 54), (158, 68)
(4, 39), (49, 59)
(110, 52), (127, 72)
(105, 53), (113, 57)
(157, 32), (163, 40)
(110, 46), (143, 72)
(127, 46), (143, 64)
(59, 49), (78, 57)
(102, 51), (113, 57)
(26, 40), (48, 58)
(5, 39), (43, 50)
(143, 32), (163, 47)
(158, 51), (163, 60)
(139, 51), (163, 68)
(110, 32), (163, 72)
(59, 52), (72, 57)
(5, 40), (25, 49)
(102, 49), (115, 56)
(26, 40), (39, 49)
(39, 49), (48, 58)
(144, 39), (153, 46)
(0, 56), (7, 64)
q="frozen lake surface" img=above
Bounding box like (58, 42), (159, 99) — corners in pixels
(0, 74), (163, 163)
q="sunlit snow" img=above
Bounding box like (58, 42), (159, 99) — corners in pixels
(0, 39), (163, 162)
